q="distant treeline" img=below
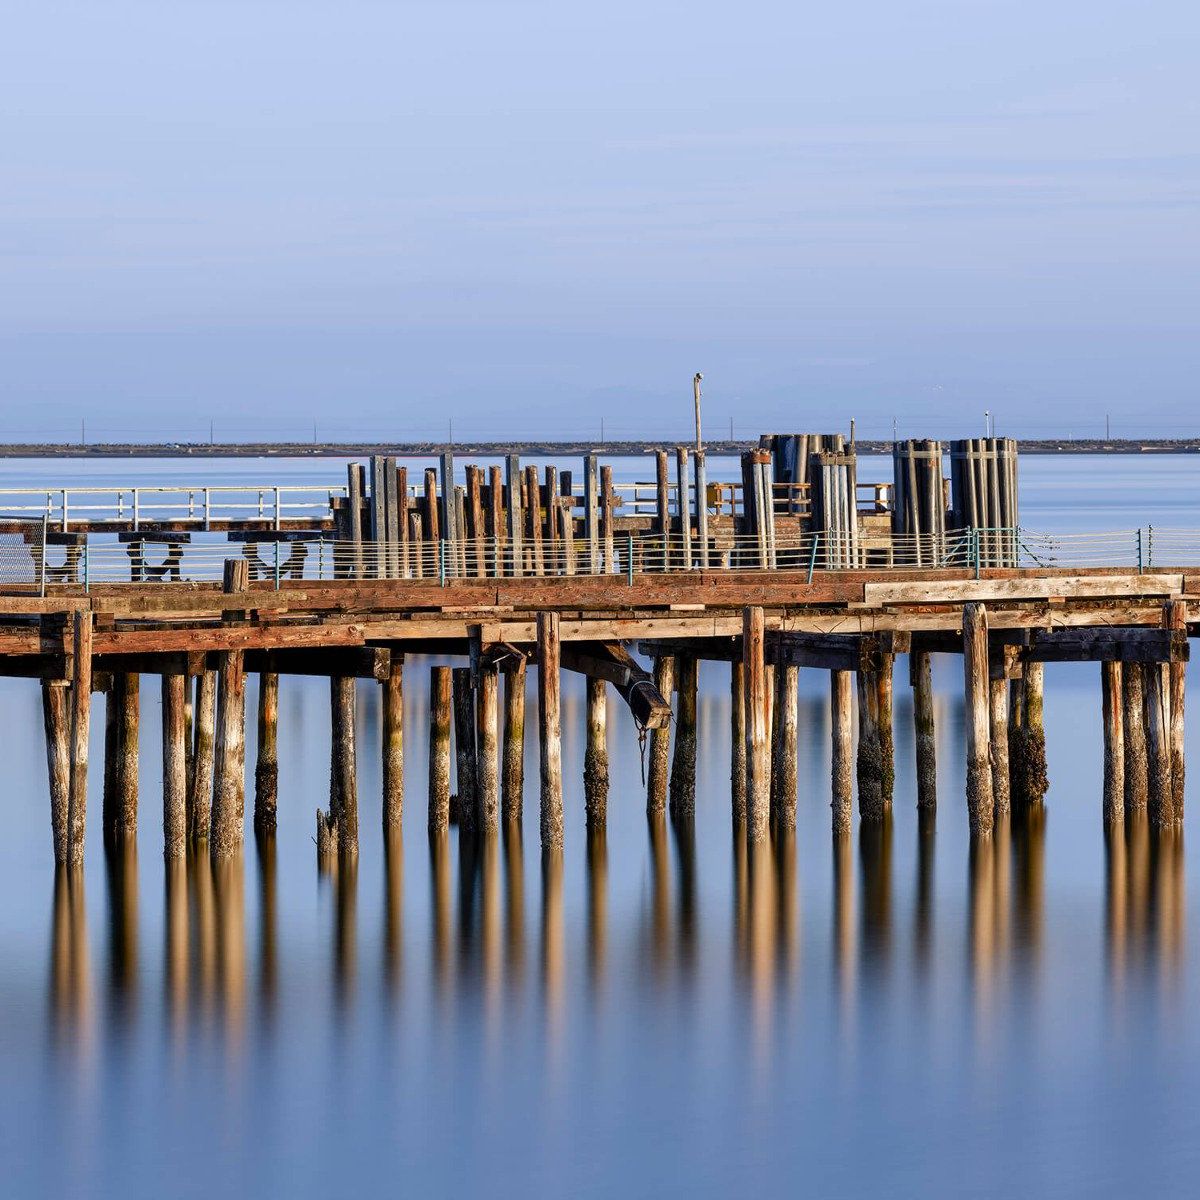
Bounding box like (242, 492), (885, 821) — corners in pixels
(0, 438), (1197, 458)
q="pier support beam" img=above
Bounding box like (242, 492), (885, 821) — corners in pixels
(452, 667), (478, 833)
(319, 675), (359, 856)
(42, 681), (70, 865)
(731, 661), (747, 824)
(584, 676), (609, 826)
(382, 657), (404, 832)
(744, 606), (770, 842)
(104, 672), (139, 846)
(189, 670), (216, 842)
(989, 675), (1011, 817)
(537, 612), (564, 850)
(1165, 600), (1186, 822)
(502, 658), (526, 823)
(1121, 662), (1149, 811)
(67, 611), (92, 865)
(428, 666), (452, 834)
(1144, 663), (1174, 828)
(877, 654), (895, 809)
(211, 560), (248, 856)
(162, 671), (187, 858)
(254, 672), (279, 837)
(477, 665), (500, 833)
(1102, 661), (1124, 825)
(911, 649), (937, 811)
(963, 603), (994, 838)
(831, 670), (853, 835)
(771, 663), (799, 828)
(856, 665), (884, 822)
(669, 655), (698, 818)
(647, 655), (675, 816)
(1011, 661), (1048, 808)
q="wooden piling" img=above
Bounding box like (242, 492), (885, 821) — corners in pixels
(452, 666), (478, 832)
(162, 672), (188, 858)
(1101, 660), (1124, 825)
(744, 606), (770, 842)
(211, 559), (248, 857)
(429, 666), (452, 833)
(537, 612), (564, 849)
(382, 656), (404, 831)
(911, 648), (937, 810)
(67, 610), (92, 865)
(731, 660), (747, 823)
(694, 449), (709, 569)
(876, 653), (895, 808)
(669, 655), (698, 817)
(1165, 600), (1186, 821)
(831, 669), (853, 834)
(502, 658), (526, 823)
(1144, 662), (1174, 828)
(115, 672), (140, 843)
(856, 662), (884, 822)
(189, 670), (216, 842)
(676, 447), (693, 569)
(647, 655), (675, 815)
(347, 462), (365, 579)
(963, 603), (994, 837)
(42, 681), (70, 865)
(584, 676), (609, 826)
(989, 675), (1011, 817)
(477, 666), (500, 833)
(655, 450), (670, 566)
(253, 672), (279, 837)
(772, 663), (799, 828)
(1122, 662), (1149, 811)
(1011, 661), (1049, 807)
(326, 675), (358, 854)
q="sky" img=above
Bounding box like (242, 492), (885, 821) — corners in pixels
(1, 0), (1197, 442)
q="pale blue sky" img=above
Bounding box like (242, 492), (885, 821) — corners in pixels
(2, 1), (1197, 441)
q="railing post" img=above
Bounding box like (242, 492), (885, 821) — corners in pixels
(39, 514), (48, 597)
(83, 543), (90, 592)
(973, 527), (981, 579)
(807, 532), (820, 585)
(61, 489), (69, 534)
(1147, 524), (1154, 569)
(318, 537), (325, 581)
(439, 538), (447, 587)
(133, 487), (140, 532)
(204, 487), (211, 532)
(274, 486), (282, 532)
(1137, 528), (1144, 574)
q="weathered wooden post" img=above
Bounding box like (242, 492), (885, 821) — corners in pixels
(731, 661), (747, 824)
(584, 677), (609, 825)
(189, 670), (216, 842)
(989, 675), (1011, 816)
(963, 603), (994, 837)
(254, 672), (279, 837)
(772, 663), (799, 828)
(382, 656), (404, 831)
(1144, 662), (1174, 828)
(502, 658), (526, 822)
(211, 558), (248, 856)
(1101, 660), (1124, 824)
(104, 672), (139, 845)
(1011, 661), (1048, 807)
(162, 672), (188, 858)
(477, 665), (500, 832)
(67, 610), (92, 865)
(331, 675), (359, 853)
(911, 648), (937, 811)
(675, 447), (692, 569)
(1165, 600), (1186, 821)
(647, 655), (675, 815)
(655, 450), (671, 568)
(876, 653), (895, 809)
(1122, 662), (1149, 810)
(429, 666), (452, 833)
(744, 606), (770, 842)
(452, 666), (478, 831)
(831, 669), (853, 834)
(537, 612), (564, 849)
(42, 682), (70, 864)
(669, 655), (698, 817)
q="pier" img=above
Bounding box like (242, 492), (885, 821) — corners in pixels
(1, 434), (1194, 866)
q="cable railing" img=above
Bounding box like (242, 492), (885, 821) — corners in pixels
(9, 526), (1198, 591)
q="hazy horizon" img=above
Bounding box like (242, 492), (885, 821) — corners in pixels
(3, 1), (1197, 441)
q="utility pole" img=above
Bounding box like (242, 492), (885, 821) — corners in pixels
(209, 419), (214, 445)
(693, 373), (703, 453)
(1106, 413), (1111, 440)
(81, 418), (86, 446)
(601, 417), (605, 446)
(892, 416), (897, 442)
(984, 410), (991, 439)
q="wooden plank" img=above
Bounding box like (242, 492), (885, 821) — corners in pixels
(864, 574), (1183, 605)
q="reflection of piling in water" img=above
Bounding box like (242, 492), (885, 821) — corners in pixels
(858, 817), (892, 967)
(775, 826), (798, 970)
(914, 809), (936, 965)
(384, 829), (403, 992)
(967, 831), (996, 999)
(429, 830), (452, 993)
(479, 833), (501, 1002)
(49, 866), (91, 1037)
(832, 833), (856, 1005)
(104, 839), (139, 1016)
(333, 852), (358, 1005)
(649, 812), (671, 973)
(1107, 810), (1185, 979)
(1011, 803), (1046, 956)
(670, 809), (697, 969)
(164, 855), (189, 1027)
(257, 833), (278, 1011)
(586, 823), (607, 981)
(503, 823), (525, 982)
(211, 851), (246, 1033)
(541, 847), (564, 1018)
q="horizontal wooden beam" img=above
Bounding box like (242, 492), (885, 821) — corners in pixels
(242, 646), (392, 680)
(563, 642), (670, 729)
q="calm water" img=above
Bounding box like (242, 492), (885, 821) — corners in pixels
(2, 454), (1200, 1198)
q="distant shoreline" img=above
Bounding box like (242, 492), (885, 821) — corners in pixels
(0, 438), (1195, 458)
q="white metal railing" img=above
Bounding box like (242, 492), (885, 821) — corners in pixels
(0, 485), (344, 531)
